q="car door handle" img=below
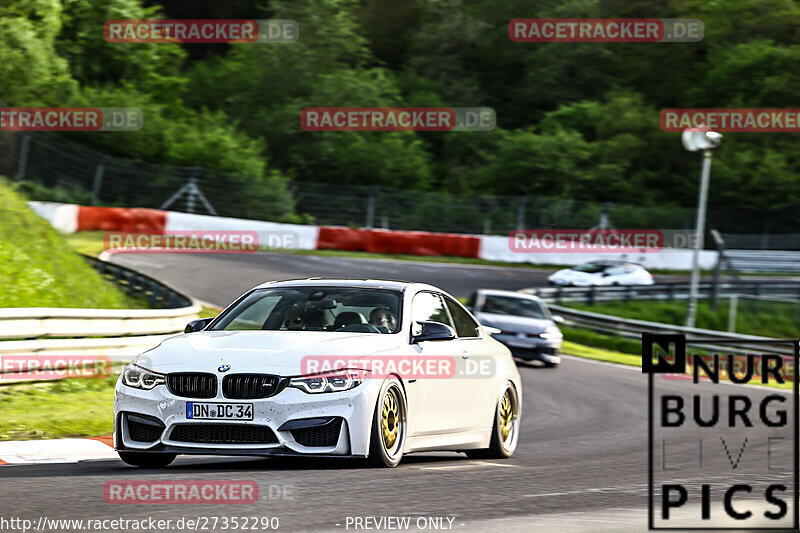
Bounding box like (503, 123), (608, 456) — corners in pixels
(461, 351), (470, 359)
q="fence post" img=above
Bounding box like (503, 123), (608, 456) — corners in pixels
(91, 155), (111, 205)
(185, 168), (200, 214)
(283, 187), (291, 218)
(516, 196), (528, 230)
(365, 188), (376, 229)
(16, 133), (30, 181)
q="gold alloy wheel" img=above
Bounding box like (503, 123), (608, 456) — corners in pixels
(499, 389), (515, 444)
(381, 387), (402, 454)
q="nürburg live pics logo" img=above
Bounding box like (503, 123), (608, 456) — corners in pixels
(644, 333), (799, 530)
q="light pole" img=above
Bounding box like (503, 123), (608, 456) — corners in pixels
(682, 129), (722, 328)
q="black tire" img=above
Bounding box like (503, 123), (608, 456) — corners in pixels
(368, 378), (407, 467)
(465, 383), (519, 459)
(543, 361), (559, 368)
(118, 452), (176, 468)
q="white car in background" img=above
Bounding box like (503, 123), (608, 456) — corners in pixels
(548, 261), (654, 287)
(114, 279), (522, 468)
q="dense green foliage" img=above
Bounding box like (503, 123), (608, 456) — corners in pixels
(2, 0), (800, 227)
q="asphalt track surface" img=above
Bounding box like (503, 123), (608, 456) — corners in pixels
(0, 253), (793, 532)
(103, 251), (691, 306)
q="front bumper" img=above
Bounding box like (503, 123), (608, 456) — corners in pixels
(114, 377), (379, 457)
(492, 335), (562, 364)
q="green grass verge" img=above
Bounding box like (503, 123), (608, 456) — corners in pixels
(0, 180), (143, 308)
(63, 231), (110, 257)
(198, 306), (222, 318)
(562, 326), (642, 355)
(0, 377), (117, 440)
(562, 341), (643, 366)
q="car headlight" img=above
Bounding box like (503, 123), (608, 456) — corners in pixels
(540, 327), (563, 340)
(288, 369), (369, 394)
(121, 364), (166, 390)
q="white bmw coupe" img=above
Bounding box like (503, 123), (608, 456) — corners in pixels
(114, 279), (522, 467)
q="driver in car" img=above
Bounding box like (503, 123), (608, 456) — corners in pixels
(369, 307), (398, 333)
(283, 307), (306, 329)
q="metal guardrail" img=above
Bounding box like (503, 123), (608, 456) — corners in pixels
(521, 282), (800, 356)
(82, 254), (193, 308)
(547, 304), (794, 356)
(725, 250), (800, 273)
(0, 306), (200, 340)
(521, 281), (800, 305)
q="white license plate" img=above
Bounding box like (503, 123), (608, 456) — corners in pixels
(186, 402), (253, 420)
(508, 340), (539, 349)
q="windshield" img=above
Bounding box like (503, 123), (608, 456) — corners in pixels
(572, 263), (605, 273)
(211, 287), (402, 333)
(481, 295), (548, 319)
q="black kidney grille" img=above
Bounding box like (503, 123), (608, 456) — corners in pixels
(290, 419), (343, 447)
(167, 373), (217, 398)
(170, 424), (278, 444)
(223, 374), (283, 399)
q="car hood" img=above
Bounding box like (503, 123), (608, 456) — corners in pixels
(473, 312), (554, 334)
(133, 330), (405, 375)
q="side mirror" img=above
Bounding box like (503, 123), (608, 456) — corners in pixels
(411, 321), (456, 343)
(551, 315), (565, 324)
(185, 318), (212, 333)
